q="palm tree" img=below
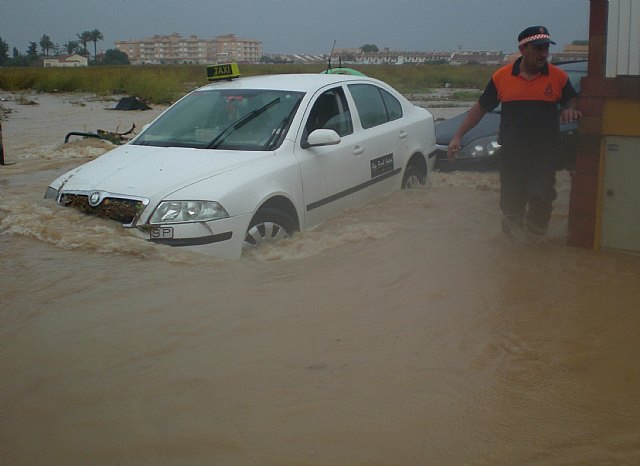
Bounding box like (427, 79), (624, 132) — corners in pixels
(39, 34), (54, 56)
(77, 31), (91, 57)
(88, 29), (103, 62)
(63, 40), (79, 55)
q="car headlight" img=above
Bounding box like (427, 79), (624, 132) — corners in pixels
(149, 200), (229, 224)
(458, 136), (501, 159)
(44, 186), (59, 200)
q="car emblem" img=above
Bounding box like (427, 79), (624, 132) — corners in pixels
(88, 191), (103, 207)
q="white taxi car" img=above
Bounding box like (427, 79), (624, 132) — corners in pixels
(45, 65), (436, 258)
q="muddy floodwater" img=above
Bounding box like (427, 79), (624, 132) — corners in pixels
(1, 92), (639, 465)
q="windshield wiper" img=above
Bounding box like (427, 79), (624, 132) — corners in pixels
(262, 98), (302, 150)
(206, 98), (280, 149)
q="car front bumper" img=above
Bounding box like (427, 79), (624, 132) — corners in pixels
(433, 145), (500, 172)
(134, 212), (254, 259)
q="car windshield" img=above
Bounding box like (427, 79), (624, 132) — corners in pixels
(133, 89), (304, 151)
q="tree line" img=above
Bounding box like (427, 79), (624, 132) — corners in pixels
(0, 29), (130, 67)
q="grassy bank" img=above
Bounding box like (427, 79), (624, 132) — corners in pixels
(0, 64), (497, 104)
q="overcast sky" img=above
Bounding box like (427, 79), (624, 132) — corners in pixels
(1, 0), (589, 55)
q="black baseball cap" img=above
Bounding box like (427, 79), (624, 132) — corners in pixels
(518, 26), (556, 46)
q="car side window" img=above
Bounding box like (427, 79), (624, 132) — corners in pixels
(381, 88), (403, 121)
(348, 84), (403, 129)
(304, 87), (353, 138)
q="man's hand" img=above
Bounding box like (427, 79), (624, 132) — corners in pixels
(560, 107), (583, 124)
(447, 135), (462, 160)
(445, 102), (487, 161)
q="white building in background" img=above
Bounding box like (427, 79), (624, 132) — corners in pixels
(43, 54), (88, 67)
(115, 33), (262, 65)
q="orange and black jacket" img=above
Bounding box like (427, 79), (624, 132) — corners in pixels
(479, 57), (578, 149)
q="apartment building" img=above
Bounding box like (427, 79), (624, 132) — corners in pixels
(214, 34), (262, 64)
(115, 33), (262, 65)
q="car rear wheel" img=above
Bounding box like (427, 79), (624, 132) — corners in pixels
(402, 164), (425, 189)
(243, 208), (297, 249)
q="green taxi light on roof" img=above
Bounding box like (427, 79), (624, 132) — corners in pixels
(207, 63), (241, 81)
(322, 67), (366, 76)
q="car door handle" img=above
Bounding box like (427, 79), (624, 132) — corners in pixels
(353, 145), (364, 155)
(399, 130), (408, 139)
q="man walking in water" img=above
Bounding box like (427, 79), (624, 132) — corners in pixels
(448, 26), (582, 239)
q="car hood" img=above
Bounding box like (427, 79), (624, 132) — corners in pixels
(435, 111), (501, 146)
(57, 145), (272, 198)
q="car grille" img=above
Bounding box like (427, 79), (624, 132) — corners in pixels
(59, 192), (147, 226)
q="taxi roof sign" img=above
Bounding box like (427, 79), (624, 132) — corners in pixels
(207, 63), (241, 81)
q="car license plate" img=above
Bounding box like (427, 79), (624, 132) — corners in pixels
(150, 227), (174, 240)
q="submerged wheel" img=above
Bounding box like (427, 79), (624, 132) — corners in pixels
(243, 208), (297, 249)
(402, 163), (425, 189)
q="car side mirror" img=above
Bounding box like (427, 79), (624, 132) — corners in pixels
(303, 129), (341, 149)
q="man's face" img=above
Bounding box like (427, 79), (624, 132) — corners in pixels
(521, 43), (550, 72)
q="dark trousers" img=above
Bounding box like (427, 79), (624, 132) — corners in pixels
(499, 145), (557, 233)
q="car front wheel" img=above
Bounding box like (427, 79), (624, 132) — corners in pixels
(243, 208), (297, 249)
(402, 163), (425, 189)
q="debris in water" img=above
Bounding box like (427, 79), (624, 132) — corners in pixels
(114, 96), (151, 111)
(64, 123), (136, 145)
